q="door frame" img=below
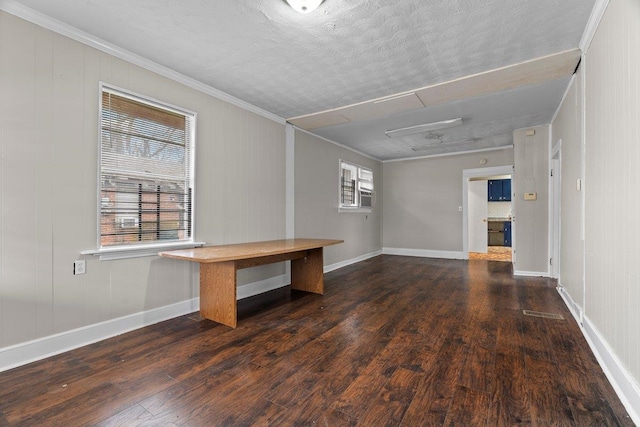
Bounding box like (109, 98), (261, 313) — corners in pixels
(468, 180), (489, 253)
(550, 140), (562, 278)
(462, 165), (514, 259)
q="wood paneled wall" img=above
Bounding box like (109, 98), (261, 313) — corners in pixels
(552, 70), (585, 312)
(0, 11), (286, 349)
(583, 0), (640, 386)
(513, 125), (550, 275)
(294, 130), (382, 266)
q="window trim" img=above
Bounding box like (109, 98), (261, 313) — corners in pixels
(91, 83), (200, 258)
(338, 159), (374, 213)
(81, 240), (206, 261)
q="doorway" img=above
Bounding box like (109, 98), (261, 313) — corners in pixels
(462, 165), (514, 263)
(468, 180), (488, 253)
(550, 141), (561, 278)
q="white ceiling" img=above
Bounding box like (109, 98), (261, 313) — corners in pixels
(7, 0), (596, 160)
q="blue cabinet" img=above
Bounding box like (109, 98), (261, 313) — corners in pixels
(504, 221), (512, 247)
(488, 179), (511, 201)
(488, 180), (501, 201)
(502, 179), (511, 201)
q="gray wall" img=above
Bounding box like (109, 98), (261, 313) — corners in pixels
(549, 0), (640, 413)
(552, 71), (584, 308)
(294, 130), (382, 266)
(513, 125), (550, 275)
(0, 11), (286, 349)
(581, 0), (640, 394)
(382, 150), (513, 254)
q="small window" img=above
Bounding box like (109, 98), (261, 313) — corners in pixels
(99, 84), (195, 248)
(340, 160), (374, 211)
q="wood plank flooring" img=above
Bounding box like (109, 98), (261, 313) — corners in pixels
(469, 247), (512, 262)
(0, 256), (633, 426)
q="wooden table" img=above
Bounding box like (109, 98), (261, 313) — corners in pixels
(158, 238), (343, 328)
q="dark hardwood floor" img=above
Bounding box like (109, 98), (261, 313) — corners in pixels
(0, 256), (633, 426)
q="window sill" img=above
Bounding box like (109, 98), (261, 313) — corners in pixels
(338, 207), (372, 214)
(81, 241), (206, 261)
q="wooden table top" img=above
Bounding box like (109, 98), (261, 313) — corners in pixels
(158, 238), (343, 263)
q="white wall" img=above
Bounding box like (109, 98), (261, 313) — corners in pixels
(0, 11), (286, 355)
(582, 0), (640, 415)
(382, 149), (514, 256)
(552, 72), (585, 310)
(584, 0), (640, 382)
(551, 0), (640, 420)
(512, 125), (550, 275)
(468, 180), (488, 253)
(294, 130), (382, 267)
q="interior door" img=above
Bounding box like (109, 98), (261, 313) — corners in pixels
(468, 180), (488, 253)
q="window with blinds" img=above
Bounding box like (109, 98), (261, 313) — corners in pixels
(339, 160), (374, 210)
(99, 85), (195, 248)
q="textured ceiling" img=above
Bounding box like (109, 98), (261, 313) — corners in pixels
(8, 0), (596, 160)
(314, 76), (571, 160)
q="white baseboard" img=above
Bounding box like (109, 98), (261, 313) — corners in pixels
(0, 255), (375, 373)
(557, 285), (584, 324)
(237, 274), (288, 300)
(324, 250), (382, 273)
(557, 287), (640, 425)
(382, 247), (464, 259)
(582, 316), (640, 425)
(0, 298), (200, 373)
(513, 270), (550, 277)
(0, 273), (291, 373)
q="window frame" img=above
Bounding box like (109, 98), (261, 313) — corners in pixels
(87, 83), (203, 259)
(338, 160), (374, 213)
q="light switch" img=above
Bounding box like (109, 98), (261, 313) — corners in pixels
(576, 179), (582, 191)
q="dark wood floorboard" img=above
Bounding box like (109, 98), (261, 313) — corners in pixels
(0, 255), (633, 426)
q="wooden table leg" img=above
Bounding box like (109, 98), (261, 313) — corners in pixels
(199, 261), (237, 328)
(291, 247), (324, 294)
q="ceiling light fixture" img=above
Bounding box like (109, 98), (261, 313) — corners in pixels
(385, 118), (463, 138)
(285, 0), (324, 13)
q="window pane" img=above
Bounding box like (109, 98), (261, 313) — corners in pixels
(341, 166), (356, 206)
(100, 87), (194, 247)
(340, 161), (374, 209)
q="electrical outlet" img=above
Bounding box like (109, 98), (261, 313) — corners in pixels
(74, 260), (86, 275)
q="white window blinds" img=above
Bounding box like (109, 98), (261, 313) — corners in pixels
(99, 86), (195, 247)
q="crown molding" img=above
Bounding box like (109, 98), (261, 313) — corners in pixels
(0, 0), (286, 125)
(580, 0), (609, 52)
(291, 125), (380, 162)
